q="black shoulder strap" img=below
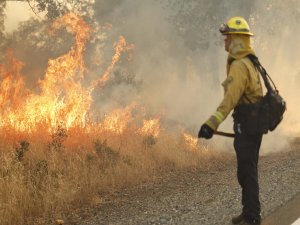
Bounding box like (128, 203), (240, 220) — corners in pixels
(247, 54), (278, 93)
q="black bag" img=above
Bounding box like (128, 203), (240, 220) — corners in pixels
(233, 55), (286, 135)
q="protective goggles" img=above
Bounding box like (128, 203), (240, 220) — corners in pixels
(219, 23), (250, 34)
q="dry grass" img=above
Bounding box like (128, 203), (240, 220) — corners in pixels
(0, 125), (231, 225)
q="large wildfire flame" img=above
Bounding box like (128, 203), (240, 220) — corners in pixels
(0, 13), (199, 150)
(0, 13), (134, 132)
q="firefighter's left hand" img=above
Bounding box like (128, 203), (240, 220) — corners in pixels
(198, 124), (214, 139)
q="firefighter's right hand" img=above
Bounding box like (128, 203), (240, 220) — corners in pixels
(198, 124), (214, 139)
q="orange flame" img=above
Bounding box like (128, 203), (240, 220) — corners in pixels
(0, 49), (27, 112)
(100, 105), (134, 134)
(139, 118), (160, 138)
(183, 133), (198, 150)
(0, 13), (92, 131)
(0, 13), (137, 133)
(90, 36), (134, 90)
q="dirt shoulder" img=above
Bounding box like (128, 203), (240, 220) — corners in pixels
(64, 145), (300, 225)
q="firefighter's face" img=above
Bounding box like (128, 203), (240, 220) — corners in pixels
(224, 35), (232, 52)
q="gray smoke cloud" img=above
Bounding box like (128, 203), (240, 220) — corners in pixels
(90, 0), (300, 154)
(248, 1), (300, 153)
(92, 0), (224, 126)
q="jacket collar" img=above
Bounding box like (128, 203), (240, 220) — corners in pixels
(227, 35), (255, 63)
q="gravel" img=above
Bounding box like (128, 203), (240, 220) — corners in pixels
(66, 144), (300, 225)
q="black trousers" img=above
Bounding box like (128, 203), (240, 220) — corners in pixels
(233, 122), (263, 223)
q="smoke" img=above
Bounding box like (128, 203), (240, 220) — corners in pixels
(2, 0), (300, 154)
(248, 1), (300, 154)
(90, 0), (300, 153)
(91, 0), (223, 127)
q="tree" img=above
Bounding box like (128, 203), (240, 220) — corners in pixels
(0, 1), (6, 61)
(4, 0), (93, 20)
(0, 1), (6, 38)
(164, 0), (255, 51)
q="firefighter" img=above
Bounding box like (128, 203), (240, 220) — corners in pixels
(198, 17), (263, 225)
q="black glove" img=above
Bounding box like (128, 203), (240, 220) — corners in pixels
(198, 124), (214, 139)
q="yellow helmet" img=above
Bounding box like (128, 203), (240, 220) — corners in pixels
(219, 16), (254, 36)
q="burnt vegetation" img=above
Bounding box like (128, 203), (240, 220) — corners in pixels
(49, 125), (68, 152)
(15, 140), (30, 162)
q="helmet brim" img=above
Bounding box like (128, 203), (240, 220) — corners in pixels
(221, 31), (254, 36)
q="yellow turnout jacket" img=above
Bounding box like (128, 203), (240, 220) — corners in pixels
(205, 35), (263, 130)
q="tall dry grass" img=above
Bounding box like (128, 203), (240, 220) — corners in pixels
(0, 124), (231, 225)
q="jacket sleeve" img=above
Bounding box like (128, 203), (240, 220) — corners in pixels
(205, 60), (248, 130)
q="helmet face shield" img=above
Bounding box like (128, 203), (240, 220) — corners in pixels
(219, 23), (230, 35)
